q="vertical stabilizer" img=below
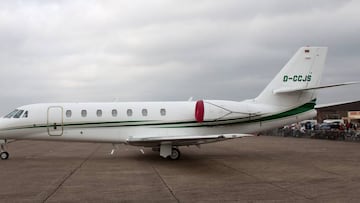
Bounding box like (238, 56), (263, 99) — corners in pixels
(255, 47), (328, 108)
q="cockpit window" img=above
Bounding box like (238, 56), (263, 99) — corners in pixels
(4, 109), (19, 118)
(4, 109), (28, 119)
(13, 110), (24, 118)
(23, 111), (28, 118)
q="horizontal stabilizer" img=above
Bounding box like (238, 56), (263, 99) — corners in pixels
(273, 81), (360, 94)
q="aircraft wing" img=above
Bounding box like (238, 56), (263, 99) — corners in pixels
(126, 134), (253, 147)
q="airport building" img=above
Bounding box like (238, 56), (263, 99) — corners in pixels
(316, 100), (360, 124)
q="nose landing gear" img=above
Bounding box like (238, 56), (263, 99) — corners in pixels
(0, 151), (9, 160)
(0, 139), (9, 160)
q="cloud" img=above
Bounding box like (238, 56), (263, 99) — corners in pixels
(0, 0), (359, 115)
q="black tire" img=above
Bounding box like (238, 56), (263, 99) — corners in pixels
(0, 152), (9, 160)
(169, 148), (180, 160)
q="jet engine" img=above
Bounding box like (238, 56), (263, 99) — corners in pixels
(195, 100), (259, 123)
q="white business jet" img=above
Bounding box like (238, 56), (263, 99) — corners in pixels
(0, 47), (355, 160)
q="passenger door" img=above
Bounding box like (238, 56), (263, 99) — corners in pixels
(47, 106), (63, 136)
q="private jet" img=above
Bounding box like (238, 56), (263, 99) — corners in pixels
(0, 47), (355, 160)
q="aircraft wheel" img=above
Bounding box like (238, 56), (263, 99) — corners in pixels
(0, 151), (9, 160)
(169, 148), (180, 160)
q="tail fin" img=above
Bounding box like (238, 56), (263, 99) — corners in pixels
(255, 47), (328, 108)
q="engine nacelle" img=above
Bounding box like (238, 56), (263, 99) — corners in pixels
(195, 100), (258, 122)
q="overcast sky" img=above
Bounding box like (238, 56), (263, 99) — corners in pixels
(0, 0), (359, 115)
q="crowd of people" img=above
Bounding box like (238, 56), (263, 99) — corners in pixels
(264, 120), (360, 141)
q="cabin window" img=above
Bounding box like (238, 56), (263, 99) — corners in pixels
(81, 110), (87, 117)
(142, 109), (148, 116)
(160, 108), (166, 116)
(96, 109), (102, 117)
(66, 110), (72, 118)
(13, 110), (24, 118)
(127, 109), (133, 117)
(23, 111), (28, 118)
(112, 109), (118, 117)
(4, 109), (18, 118)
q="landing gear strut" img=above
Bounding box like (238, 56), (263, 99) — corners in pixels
(0, 139), (9, 160)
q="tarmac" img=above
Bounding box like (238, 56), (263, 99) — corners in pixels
(1, 136), (360, 202)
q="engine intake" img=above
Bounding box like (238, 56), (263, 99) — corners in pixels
(195, 100), (204, 122)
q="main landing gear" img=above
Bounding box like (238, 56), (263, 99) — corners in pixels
(169, 148), (180, 160)
(159, 144), (181, 160)
(0, 139), (9, 160)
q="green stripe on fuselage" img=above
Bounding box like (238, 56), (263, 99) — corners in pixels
(160, 99), (316, 128)
(2, 99), (316, 131)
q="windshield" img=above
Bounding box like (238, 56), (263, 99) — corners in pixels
(4, 109), (19, 118)
(3, 109), (28, 119)
(13, 110), (24, 118)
